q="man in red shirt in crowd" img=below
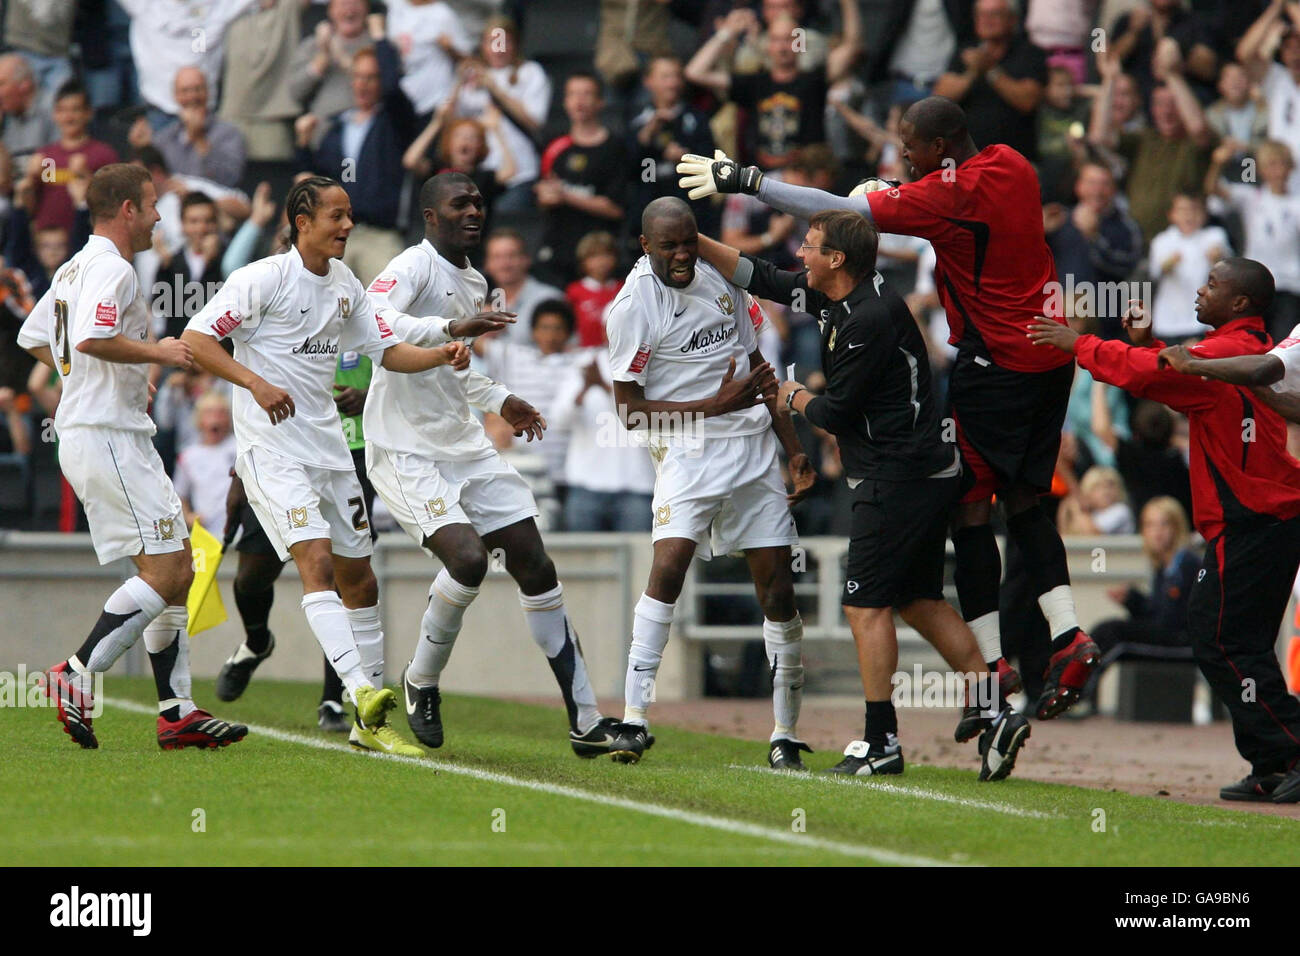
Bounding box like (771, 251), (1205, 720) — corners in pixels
(1030, 258), (1300, 804)
(678, 96), (1098, 727)
(24, 81), (118, 232)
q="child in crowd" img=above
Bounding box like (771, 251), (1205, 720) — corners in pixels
(1059, 465), (1136, 536)
(174, 390), (236, 532)
(1149, 193), (1231, 344)
(565, 231), (622, 347)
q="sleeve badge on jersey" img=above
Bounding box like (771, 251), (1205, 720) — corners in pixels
(368, 274), (397, 294)
(748, 297), (765, 330)
(212, 309), (243, 337)
(375, 313), (394, 338)
(629, 342), (652, 374)
(1278, 336), (1300, 349)
(94, 298), (117, 328)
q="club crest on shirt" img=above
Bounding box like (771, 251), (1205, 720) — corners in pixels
(568, 153), (588, 173)
(338, 297), (351, 318)
(716, 293), (735, 316)
(288, 507), (309, 528)
(58, 262), (78, 284)
(154, 518), (174, 541)
(655, 504), (671, 526)
(425, 498), (447, 518)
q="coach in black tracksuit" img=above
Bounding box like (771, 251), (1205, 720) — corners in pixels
(697, 210), (1031, 780)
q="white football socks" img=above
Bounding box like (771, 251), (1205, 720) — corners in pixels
(75, 576), (168, 691)
(1037, 585), (1080, 640)
(408, 569), (479, 686)
(301, 591), (369, 698)
(623, 593), (674, 726)
(968, 610), (1003, 665)
(143, 605), (196, 718)
(520, 584), (600, 733)
(347, 604), (385, 686)
(764, 615), (804, 742)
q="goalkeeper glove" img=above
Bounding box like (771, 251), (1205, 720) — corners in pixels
(677, 149), (764, 200)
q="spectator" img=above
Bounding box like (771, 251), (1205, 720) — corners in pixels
(152, 367), (225, 474)
(628, 56), (716, 228)
(1205, 60), (1269, 178)
(222, 180), (283, 276)
(1238, 2), (1300, 191)
(1059, 465), (1136, 535)
(594, 0), (674, 98)
(1082, 495), (1199, 711)
(483, 227), (564, 346)
(26, 81), (118, 233)
(0, 53), (56, 169)
(933, 0), (1045, 160)
(4, 1), (76, 97)
(1069, 340), (1130, 472)
(150, 67), (248, 188)
(1148, 192), (1231, 343)
(1045, 162), (1144, 337)
(217, 0), (303, 176)
(869, 0), (968, 106)
(730, 0), (830, 77)
(298, 42), (415, 284)
(7, 157), (89, 302)
(289, 0), (376, 149)
(1091, 49), (1216, 242)
(1025, 0), (1097, 85)
(454, 16), (551, 214)
(1037, 65), (1090, 204)
(551, 348), (656, 532)
(156, 192), (225, 341)
(79, 0), (136, 119)
(565, 231), (622, 347)
(1205, 140), (1300, 341)
(173, 390), (237, 531)
(1107, 0), (1218, 102)
(535, 72), (627, 285)
(386, 0), (472, 117)
(686, 4), (860, 170)
(475, 298), (581, 499)
(118, 0), (260, 121)
(1113, 399), (1194, 522)
(405, 113), (517, 216)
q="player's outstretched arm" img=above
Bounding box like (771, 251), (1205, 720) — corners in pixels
(378, 340), (470, 373)
(612, 357), (776, 430)
(1251, 385), (1300, 425)
(181, 329), (296, 424)
(1157, 346), (1284, 387)
(77, 333), (191, 368)
(677, 149), (869, 221)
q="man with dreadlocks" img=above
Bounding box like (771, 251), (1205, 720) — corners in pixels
(182, 175), (467, 757)
(364, 171), (622, 758)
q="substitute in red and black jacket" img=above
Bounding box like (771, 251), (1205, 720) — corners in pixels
(1031, 258), (1300, 802)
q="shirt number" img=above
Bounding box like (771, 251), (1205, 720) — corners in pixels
(53, 299), (71, 375)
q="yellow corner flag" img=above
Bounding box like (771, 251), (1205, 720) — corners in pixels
(186, 519), (228, 636)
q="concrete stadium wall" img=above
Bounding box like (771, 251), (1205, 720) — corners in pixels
(0, 530), (1174, 701)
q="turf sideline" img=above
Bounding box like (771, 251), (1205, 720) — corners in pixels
(107, 697), (959, 867)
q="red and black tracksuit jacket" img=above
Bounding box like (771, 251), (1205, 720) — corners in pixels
(1074, 317), (1300, 773)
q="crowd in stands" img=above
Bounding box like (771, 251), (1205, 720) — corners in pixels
(5, 0), (1300, 651)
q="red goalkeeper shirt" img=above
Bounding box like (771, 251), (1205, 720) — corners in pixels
(866, 144), (1068, 373)
(1074, 317), (1300, 542)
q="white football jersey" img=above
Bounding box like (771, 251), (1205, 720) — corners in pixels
(363, 240), (511, 460)
(1268, 323), (1300, 399)
(17, 235), (154, 434)
(605, 256), (771, 441)
(187, 248), (397, 471)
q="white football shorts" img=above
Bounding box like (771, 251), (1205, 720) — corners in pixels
(58, 426), (188, 565)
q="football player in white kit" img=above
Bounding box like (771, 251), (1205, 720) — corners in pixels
(365, 172), (620, 757)
(604, 196), (817, 767)
(17, 163), (247, 750)
(183, 176), (469, 757)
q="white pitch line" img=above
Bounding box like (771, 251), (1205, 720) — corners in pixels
(106, 698), (959, 867)
(728, 763), (1060, 819)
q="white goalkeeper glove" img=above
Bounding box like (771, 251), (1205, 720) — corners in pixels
(676, 149), (764, 200)
(847, 178), (899, 198)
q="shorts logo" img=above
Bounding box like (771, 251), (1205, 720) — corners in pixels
(846, 580), (859, 593)
(655, 504), (671, 527)
(425, 498), (447, 517)
(288, 507), (309, 528)
(368, 274), (397, 294)
(715, 293), (734, 316)
(629, 343), (652, 374)
(94, 299), (117, 328)
(338, 297), (351, 319)
(212, 309), (242, 337)
(155, 518), (175, 541)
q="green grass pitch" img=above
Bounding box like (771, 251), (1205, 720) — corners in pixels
(4, 677), (1297, 866)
